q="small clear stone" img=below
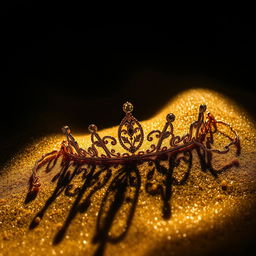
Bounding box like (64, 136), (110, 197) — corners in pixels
(88, 124), (98, 133)
(123, 102), (133, 113)
(166, 113), (175, 122)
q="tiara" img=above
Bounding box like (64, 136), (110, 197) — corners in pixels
(29, 102), (240, 193)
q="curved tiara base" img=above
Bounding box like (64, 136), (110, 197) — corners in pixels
(29, 102), (240, 191)
(62, 142), (197, 165)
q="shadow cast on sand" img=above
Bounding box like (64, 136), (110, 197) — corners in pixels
(25, 140), (239, 256)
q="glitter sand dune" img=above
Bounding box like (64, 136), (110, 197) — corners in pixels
(0, 89), (256, 256)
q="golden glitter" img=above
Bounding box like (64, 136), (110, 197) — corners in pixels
(0, 89), (256, 256)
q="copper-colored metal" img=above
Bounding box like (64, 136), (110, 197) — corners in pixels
(29, 102), (240, 191)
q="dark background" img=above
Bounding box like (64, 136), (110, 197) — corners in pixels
(0, 12), (255, 162)
(0, 8), (256, 255)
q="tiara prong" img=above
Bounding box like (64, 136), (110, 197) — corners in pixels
(119, 102), (144, 154)
(62, 125), (81, 155)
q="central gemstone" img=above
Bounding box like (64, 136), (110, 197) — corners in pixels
(128, 127), (134, 136)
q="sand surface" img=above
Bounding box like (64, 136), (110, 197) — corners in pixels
(0, 89), (256, 256)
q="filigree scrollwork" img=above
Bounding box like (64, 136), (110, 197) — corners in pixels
(57, 103), (239, 163)
(146, 113), (175, 153)
(88, 124), (120, 158)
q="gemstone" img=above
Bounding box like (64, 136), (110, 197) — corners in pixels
(128, 127), (134, 136)
(166, 113), (175, 122)
(88, 124), (98, 133)
(123, 102), (133, 113)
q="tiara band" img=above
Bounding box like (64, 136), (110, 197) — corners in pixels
(29, 102), (240, 192)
